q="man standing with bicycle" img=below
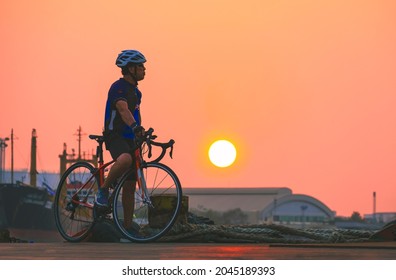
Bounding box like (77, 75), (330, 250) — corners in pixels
(96, 50), (146, 231)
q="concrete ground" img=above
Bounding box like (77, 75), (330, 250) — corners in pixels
(1, 241), (395, 260)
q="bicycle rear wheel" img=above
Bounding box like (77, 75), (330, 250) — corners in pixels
(54, 161), (99, 242)
(113, 162), (182, 242)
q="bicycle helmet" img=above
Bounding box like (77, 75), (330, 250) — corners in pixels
(115, 50), (147, 67)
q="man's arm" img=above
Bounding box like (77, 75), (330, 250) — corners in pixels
(115, 100), (136, 127)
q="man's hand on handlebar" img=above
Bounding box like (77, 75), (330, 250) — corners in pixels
(133, 125), (145, 138)
(133, 127), (174, 162)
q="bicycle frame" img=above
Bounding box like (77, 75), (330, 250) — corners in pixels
(70, 159), (115, 209)
(134, 147), (153, 207)
(69, 129), (173, 212)
(71, 145), (150, 210)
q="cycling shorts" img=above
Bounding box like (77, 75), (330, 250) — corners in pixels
(104, 131), (137, 181)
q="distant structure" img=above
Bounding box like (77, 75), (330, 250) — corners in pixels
(365, 191), (396, 224)
(30, 129), (37, 186)
(0, 136), (10, 184)
(1, 128), (41, 186)
(59, 126), (97, 176)
(364, 212), (396, 224)
(373, 191), (376, 221)
(184, 187), (335, 226)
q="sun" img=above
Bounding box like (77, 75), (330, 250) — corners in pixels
(208, 140), (237, 168)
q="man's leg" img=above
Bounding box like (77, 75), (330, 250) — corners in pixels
(103, 153), (133, 189)
(96, 153), (132, 206)
(122, 180), (136, 229)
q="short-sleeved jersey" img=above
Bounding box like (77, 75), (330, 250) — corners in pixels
(104, 78), (142, 139)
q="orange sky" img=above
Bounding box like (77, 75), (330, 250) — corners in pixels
(1, 0), (396, 216)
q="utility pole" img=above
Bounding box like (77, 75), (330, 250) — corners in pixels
(373, 191), (377, 223)
(30, 129), (37, 187)
(74, 126), (86, 160)
(59, 126), (97, 177)
(0, 136), (10, 183)
(11, 129), (14, 184)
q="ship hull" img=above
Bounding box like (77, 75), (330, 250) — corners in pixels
(0, 183), (55, 230)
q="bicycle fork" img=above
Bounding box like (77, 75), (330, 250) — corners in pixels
(136, 166), (154, 208)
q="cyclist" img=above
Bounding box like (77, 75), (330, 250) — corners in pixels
(96, 49), (146, 231)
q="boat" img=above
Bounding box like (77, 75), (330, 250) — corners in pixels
(0, 181), (55, 230)
(0, 127), (97, 235)
(0, 129), (56, 231)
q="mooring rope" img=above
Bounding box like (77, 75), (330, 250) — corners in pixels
(159, 223), (376, 243)
(0, 224), (379, 243)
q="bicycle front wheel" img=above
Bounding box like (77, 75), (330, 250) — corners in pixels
(54, 161), (99, 242)
(113, 162), (182, 242)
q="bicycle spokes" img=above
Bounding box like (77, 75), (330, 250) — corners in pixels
(112, 162), (182, 242)
(54, 162), (99, 242)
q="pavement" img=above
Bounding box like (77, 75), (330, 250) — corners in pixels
(1, 239), (396, 260)
(1, 228), (395, 260)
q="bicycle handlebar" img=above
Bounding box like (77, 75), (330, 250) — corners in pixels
(88, 128), (174, 163)
(136, 127), (175, 163)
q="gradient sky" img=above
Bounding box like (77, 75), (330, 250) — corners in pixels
(1, 0), (395, 216)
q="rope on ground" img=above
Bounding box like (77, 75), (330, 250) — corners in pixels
(0, 223), (379, 244)
(159, 223), (376, 243)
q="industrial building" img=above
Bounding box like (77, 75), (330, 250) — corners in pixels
(183, 187), (335, 226)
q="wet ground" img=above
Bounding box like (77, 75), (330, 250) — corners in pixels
(1, 228), (395, 260)
(1, 241), (395, 260)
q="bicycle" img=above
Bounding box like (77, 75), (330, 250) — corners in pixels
(54, 128), (182, 243)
